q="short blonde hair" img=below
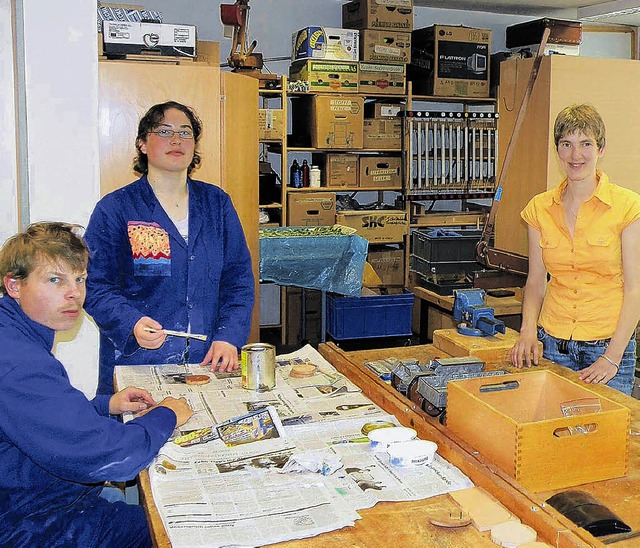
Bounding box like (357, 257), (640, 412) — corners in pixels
(0, 222), (88, 296)
(554, 104), (606, 150)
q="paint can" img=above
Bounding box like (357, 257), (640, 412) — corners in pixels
(241, 343), (276, 391)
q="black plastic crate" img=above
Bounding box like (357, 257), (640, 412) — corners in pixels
(411, 228), (489, 275)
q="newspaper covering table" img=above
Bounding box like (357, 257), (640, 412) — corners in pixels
(115, 346), (473, 548)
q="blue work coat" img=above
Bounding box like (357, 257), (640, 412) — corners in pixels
(0, 296), (176, 545)
(84, 176), (254, 394)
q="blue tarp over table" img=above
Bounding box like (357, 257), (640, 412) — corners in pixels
(258, 226), (368, 297)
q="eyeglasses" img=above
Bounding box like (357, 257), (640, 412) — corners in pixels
(149, 128), (195, 140)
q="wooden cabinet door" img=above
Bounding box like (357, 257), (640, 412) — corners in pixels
(98, 61), (221, 194)
(98, 59), (259, 341)
(496, 55), (640, 257)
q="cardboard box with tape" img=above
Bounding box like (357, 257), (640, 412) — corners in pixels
(289, 60), (359, 93)
(342, 0), (414, 32)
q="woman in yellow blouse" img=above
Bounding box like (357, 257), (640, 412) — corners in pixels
(510, 104), (640, 395)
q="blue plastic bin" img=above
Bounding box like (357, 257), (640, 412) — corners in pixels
(326, 291), (414, 340)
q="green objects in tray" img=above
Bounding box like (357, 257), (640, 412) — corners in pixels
(259, 224), (357, 238)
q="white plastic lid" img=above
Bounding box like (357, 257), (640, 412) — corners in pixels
(368, 426), (416, 452)
(387, 439), (438, 466)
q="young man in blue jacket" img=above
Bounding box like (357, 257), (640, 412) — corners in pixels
(0, 222), (193, 547)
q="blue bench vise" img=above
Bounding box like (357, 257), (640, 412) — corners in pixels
(452, 289), (506, 337)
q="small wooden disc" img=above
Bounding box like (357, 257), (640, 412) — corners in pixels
(185, 374), (211, 385)
(429, 513), (472, 528)
(290, 363), (317, 378)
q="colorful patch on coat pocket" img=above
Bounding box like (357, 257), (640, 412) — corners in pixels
(128, 221), (171, 276)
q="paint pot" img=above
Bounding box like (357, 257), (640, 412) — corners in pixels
(368, 426), (416, 453)
(387, 439), (438, 467)
(241, 343), (276, 391)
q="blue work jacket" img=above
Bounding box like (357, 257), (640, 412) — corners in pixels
(84, 176), (254, 394)
(0, 296), (176, 545)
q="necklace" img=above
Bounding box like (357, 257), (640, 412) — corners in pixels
(150, 184), (187, 209)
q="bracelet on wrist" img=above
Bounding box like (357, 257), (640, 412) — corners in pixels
(601, 355), (620, 371)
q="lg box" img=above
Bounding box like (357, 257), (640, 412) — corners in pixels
(409, 25), (490, 97)
(102, 21), (196, 58)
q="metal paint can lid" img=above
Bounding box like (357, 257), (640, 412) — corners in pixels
(361, 420), (396, 436)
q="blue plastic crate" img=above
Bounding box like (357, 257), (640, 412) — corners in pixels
(326, 291), (414, 340)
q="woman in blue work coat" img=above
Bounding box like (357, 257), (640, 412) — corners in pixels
(85, 101), (254, 394)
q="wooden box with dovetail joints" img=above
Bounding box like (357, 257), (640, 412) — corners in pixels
(447, 370), (630, 492)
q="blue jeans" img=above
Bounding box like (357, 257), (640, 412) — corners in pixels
(537, 326), (635, 396)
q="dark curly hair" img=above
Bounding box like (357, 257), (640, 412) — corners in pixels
(133, 101), (203, 175)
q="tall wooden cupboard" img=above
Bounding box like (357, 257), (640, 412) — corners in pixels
(98, 48), (259, 342)
(496, 55), (640, 257)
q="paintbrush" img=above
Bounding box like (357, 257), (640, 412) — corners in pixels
(143, 327), (207, 342)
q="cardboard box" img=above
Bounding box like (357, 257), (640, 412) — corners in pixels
(313, 153), (359, 187)
(360, 30), (411, 64)
(506, 18), (582, 49)
(367, 246), (405, 285)
(292, 27), (359, 62)
(289, 60), (359, 93)
(363, 118), (402, 149)
(97, 5), (162, 34)
(409, 25), (491, 97)
(359, 62), (406, 94)
(258, 109), (284, 141)
(342, 0), (414, 32)
(287, 192), (336, 226)
(364, 101), (403, 119)
(291, 95), (364, 149)
(447, 370), (630, 492)
(102, 21), (196, 58)
(336, 210), (407, 243)
(359, 155), (402, 187)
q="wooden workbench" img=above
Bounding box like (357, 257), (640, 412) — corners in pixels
(139, 343), (640, 547)
(410, 277), (524, 341)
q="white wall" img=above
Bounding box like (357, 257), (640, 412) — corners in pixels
(0, 0), (19, 243)
(11, 0), (101, 396)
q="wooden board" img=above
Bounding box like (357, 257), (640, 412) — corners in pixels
(496, 56), (640, 256)
(432, 327), (542, 363)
